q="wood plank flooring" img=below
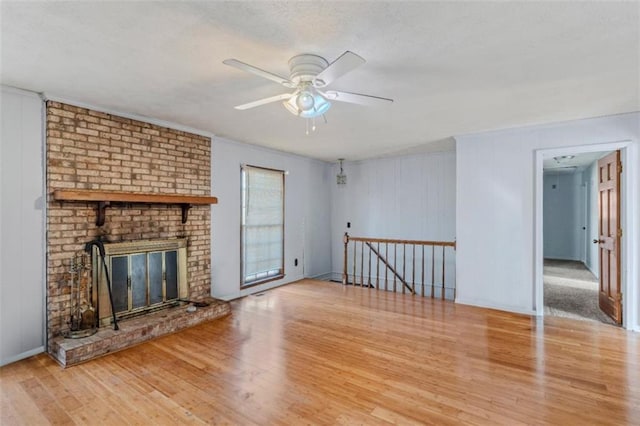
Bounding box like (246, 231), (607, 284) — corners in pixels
(2, 279), (639, 425)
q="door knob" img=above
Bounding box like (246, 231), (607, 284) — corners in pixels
(593, 239), (604, 244)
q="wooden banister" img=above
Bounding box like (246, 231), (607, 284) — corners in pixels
(343, 233), (456, 299)
(366, 242), (412, 293)
(348, 236), (455, 248)
(53, 189), (218, 226)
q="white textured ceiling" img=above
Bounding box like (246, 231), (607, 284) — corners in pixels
(1, 2), (638, 161)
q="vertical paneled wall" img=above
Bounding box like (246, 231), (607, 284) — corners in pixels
(0, 87), (45, 366)
(330, 151), (456, 280)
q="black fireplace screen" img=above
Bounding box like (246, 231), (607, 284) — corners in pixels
(109, 250), (179, 317)
(93, 238), (187, 326)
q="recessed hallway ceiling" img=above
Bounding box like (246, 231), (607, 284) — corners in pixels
(1, 2), (638, 161)
(543, 151), (609, 172)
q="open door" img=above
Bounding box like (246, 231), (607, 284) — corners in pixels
(596, 151), (622, 324)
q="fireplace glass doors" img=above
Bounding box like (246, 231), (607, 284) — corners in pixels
(93, 239), (188, 326)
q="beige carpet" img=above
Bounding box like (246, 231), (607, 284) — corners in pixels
(543, 259), (616, 325)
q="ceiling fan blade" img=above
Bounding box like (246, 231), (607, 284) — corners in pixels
(223, 59), (295, 88)
(313, 51), (366, 88)
(234, 92), (295, 110)
(320, 90), (393, 106)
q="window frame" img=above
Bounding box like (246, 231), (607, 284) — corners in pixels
(240, 164), (285, 289)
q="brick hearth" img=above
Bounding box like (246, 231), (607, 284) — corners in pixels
(51, 298), (230, 367)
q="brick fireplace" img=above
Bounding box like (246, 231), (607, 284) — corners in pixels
(46, 102), (229, 366)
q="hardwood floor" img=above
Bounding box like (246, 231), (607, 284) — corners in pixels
(2, 279), (639, 425)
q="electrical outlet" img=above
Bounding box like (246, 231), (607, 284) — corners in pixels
(347, 222), (351, 228)
(294, 258), (298, 267)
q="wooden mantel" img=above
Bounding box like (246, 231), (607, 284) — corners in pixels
(53, 189), (218, 226)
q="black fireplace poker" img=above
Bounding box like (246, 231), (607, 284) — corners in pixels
(84, 239), (119, 330)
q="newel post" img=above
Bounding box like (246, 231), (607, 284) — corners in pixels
(342, 232), (349, 285)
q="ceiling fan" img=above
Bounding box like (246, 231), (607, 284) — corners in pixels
(223, 51), (393, 133)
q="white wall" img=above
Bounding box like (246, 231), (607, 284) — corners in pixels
(211, 137), (332, 300)
(543, 171), (584, 261)
(330, 151), (456, 281)
(584, 161), (600, 277)
(0, 87), (46, 365)
(455, 112), (639, 326)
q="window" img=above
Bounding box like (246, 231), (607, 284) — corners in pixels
(241, 165), (285, 287)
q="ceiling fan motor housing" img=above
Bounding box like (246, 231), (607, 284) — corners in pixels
(288, 54), (328, 85)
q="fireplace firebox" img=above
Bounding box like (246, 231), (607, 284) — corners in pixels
(92, 238), (188, 326)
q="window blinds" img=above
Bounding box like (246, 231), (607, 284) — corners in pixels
(241, 165), (285, 286)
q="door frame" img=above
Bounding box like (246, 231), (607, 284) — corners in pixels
(534, 140), (638, 330)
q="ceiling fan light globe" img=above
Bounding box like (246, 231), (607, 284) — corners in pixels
(283, 97), (299, 115)
(296, 91), (315, 112)
(299, 95), (331, 118)
(283, 94), (330, 118)
(314, 97), (331, 115)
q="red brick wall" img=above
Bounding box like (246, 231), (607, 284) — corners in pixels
(46, 101), (211, 349)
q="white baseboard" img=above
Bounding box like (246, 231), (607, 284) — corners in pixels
(330, 272), (343, 282)
(584, 262), (600, 279)
(307, 272), (333, 281)
(213, 294), (238, 302)
(213, 273), (309, 301)
(0, 346), (45, 367)
(455, 297), (536, 316)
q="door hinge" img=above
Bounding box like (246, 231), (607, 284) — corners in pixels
(618, 228), (623, 238)
(619, 162), (623, 174)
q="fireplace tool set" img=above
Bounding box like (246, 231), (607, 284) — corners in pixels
(63, 239), (119, 338)
(63, 251), (97, 338)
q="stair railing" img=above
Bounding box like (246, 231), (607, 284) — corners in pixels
(342, 233), (456, 299)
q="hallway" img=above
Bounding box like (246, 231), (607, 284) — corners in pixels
(544, 259), (616, 325)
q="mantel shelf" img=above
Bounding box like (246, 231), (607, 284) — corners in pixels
(53, 189), (218, 226)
